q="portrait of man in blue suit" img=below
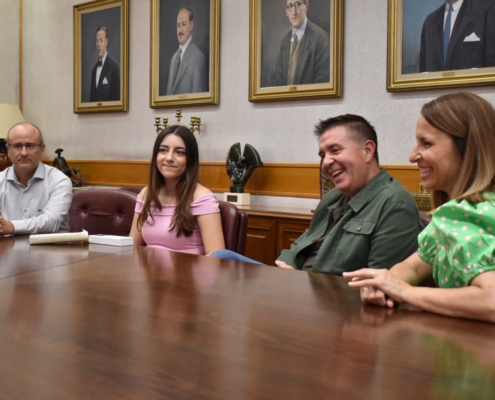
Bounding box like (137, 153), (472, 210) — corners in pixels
(420, 0), (495, 72)
(401, 0), (495, 74)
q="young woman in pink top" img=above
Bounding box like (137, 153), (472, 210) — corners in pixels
(129, 126), (225, 255)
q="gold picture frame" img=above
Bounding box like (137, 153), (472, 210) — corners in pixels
(249, 0), (343, 102)
(387, 0), (495, 92)
(150, 0), (220, 108)
(73, 0), (129, 113)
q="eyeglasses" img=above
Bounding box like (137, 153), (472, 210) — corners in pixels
(286, 1), (305, 12)
(95, 38), (106, 45)
(7, 143), (43, 152)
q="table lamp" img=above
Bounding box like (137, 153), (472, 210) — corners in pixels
(0, 103), (25, 171)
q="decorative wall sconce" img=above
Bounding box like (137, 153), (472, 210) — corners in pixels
(154, 109), (202, 134)
(154, 117), (168, 134)
(190, 117), (202, 134)
(175, 109), (182, 124)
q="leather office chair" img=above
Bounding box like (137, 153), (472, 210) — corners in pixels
(118, 186), (144, 195)
(69, 189), (137, 236)
(419, 211), (432, 227)
(218, 200), (248, 255)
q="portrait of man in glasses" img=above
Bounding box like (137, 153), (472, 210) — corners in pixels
(273, 0), (330, 86)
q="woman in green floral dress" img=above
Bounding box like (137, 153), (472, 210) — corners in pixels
(344, 92), (495, 323)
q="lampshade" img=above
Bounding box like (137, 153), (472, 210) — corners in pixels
(0, 103), (25, 139)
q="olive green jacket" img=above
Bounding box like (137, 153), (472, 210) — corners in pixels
(277, 169), (423, 274)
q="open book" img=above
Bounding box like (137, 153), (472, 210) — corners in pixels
(29, 230), (89, 245)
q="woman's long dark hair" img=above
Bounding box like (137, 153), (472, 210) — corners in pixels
(137, 125), (199, 237)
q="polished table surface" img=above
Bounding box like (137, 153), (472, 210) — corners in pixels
(0, 236), (494, 399)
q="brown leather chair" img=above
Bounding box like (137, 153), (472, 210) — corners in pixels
(118, 186), (144, 195)
(218, 201), (248, 255)
(69, 189), (137, 236)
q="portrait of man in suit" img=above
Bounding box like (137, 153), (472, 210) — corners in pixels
(90, 26), (121, 102)
(274, 0), (330, 86)
(419, 0), (495, 72)
(166, 7), (207, 95)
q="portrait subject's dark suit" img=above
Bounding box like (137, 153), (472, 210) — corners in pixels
(419, 0), (495, 72)
(90, 55), (121, 102)
(166, 40), (207, 95)
(275, 20), (330, 86)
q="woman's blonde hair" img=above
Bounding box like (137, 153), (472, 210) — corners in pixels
(421, 92), (495, 208)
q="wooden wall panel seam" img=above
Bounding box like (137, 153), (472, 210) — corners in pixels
(42, 159), (421, 198)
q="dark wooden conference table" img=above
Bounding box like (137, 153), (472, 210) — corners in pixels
(0, 236), (494, 399)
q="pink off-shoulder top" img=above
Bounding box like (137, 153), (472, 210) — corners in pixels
(135, 193), (220, 255)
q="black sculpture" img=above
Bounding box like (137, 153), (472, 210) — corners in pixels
(0, 139), (10, 172)
(53, 148), (83, 187)
(226, 143), (263, 193)
(0, 138), (7, 154)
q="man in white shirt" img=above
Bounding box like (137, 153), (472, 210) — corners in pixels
(0, 123), (73, 235)
(166, 8), (207, 95)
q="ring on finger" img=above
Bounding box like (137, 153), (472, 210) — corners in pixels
(362, 287), (369, 291)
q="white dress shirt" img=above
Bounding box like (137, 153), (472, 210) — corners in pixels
(0, 163), (73, 234)
(444, 0), (464, 37)
(179, 35), (193, 62)
(96, 52), (108, 88)
(291, 17), (308, 44)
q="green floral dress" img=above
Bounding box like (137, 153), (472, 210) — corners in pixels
(417, 195), (495, 288)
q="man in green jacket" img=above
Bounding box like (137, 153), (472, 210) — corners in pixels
(276, 114), (422, 274)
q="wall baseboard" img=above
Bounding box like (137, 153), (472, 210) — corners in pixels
(44, 159), (421, 198)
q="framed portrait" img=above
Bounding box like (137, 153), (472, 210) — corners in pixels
(387, 0), (495, 91)
(248, 0), (343, 102)
(150, 0), (220, 108)
(73, 0), (128, 113)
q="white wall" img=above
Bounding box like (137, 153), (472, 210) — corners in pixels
(21, 0), (495, 166)
(0, 0), (20, 104)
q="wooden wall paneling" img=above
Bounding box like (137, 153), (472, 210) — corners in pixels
(197, 162), (232, 193)
(385, 165), (423, 192)
(69, 160), (150, 186)
(243, 163), (320, 198)
(44, 159), (422, 196)
(198, 162), (321, 198)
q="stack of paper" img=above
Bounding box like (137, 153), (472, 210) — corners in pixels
(89, 235), (133, 247)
